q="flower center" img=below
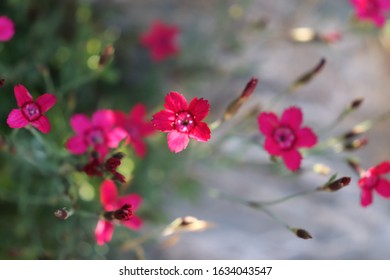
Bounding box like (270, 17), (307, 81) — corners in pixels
(362, 171), (380, 189)
(87, 128), (105, 145)
(175, 111), (196, 133)
(103, 204), (133, 221)
(22, 102), (41, 121)
(273, 126), (296, 150)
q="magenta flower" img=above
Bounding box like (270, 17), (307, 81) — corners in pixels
(358, 161), (390, 207)
(115, 104), (156, 158)
(0, 16), (15, 42)
(7, 84), (56, 134)
(95, 180), (143, 246)
(350, 0), (390, 27)
(140, 20), (180, 62)
(257, 106), (317, 171)
(65, 110), (127, 160)
(152, 91), (211, 153)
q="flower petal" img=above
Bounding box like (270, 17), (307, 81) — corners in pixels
(189, 122), (211, 142)
(117, 194), (143, 211)
(280, 106), (302, 130)
(296, 127), (317, 148)
(264, 137), (281, 156)
(100, 179), (118, 210)
(281, 149), (302, 171)
(164, 91), (188, 112)
(360, 189), (373, 207)
(375, 178), (390, 198)
(0, 16), (15, 42)
(65, 135), (88, 154)
(7, 109), (29, 128)
(95, 220), (114, 246)
(14, 84), (33, 107)
(107, 127), (127, 148)
(30, 115), (51, 134)
(152, 110), (175, 132)
(70, 114), (91, 134)
(188, 98), (210, 122)
(258, 112), (279, 136)
(121, 215), (143, 231)
(92, 109), (115, 129)
(129, 103), (147, 121)
(35, 93), (57, 113)
(167, 130), (190, 153)
(130, 138), (147, 158)
(373, 161), (390, 175)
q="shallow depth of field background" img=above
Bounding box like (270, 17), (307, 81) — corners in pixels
(1, 0), (390, 259)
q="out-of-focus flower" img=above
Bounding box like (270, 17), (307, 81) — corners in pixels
(152, 91), (211, 153)
(7, 84), (57, 134)
(95, 180), (143, 245)
(65, 110), (127, 160)
(0, 16), (15, 42)
(358, 161), (390, 207)
(257, 106), (317, 171)
(140, 20), (180, 62)
(350, 0), (390, 27)
(115, 104), (155, 158)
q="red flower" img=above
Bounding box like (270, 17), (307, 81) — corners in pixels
(152, 91), (211, 153)
(115, 104), (155, 158)
(65, 110), (127, 160)
(140, 20), (180, 62)
(7, 84), (56, 133)
(358, 161), (390, 207)
(350, 0), (390, 27)
(257, 106), (317, 171)
(95, 180), (143, 246)
(0, 16), (15, 42)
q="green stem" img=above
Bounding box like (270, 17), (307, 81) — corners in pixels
(250, 188), (319, 207)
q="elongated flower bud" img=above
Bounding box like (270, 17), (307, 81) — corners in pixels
(319, 177), (351, 192)
(98, 44), (115, 68)
(223, 77), (258, 121)
(289, 58), (326, 92)
(291, 228), (312, 240)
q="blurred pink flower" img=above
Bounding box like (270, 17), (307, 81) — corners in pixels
(358, 161), (390, 207)
(7, 84), (56, 133)
(258, 106), (317, 171)
(140, 20), (180, 62)
(350, 0), (390, 27)
(65, 110), (127, 159)
(115, 104), (156, 158)
(152, 91), (211, 153)
(95, 180), (143, 246)
(0, 16), (15, 42)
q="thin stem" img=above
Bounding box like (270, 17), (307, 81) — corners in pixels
(250, 188), (319, 207)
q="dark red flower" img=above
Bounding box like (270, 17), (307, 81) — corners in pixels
(140, 20), (180, 62)
(258, 106), (317, 171)
(7, 84), (57, 133)
(115, 104), (155, 158)
(152, 91), (211, 153)
(358, 161), (390, 207)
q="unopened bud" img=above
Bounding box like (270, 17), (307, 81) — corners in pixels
(112, 152), (125, 159)
(54, 207), (72, 220)
(289, 58), (326, 92)
(113, 171), (126, 184)
(0, 79), (4, 88)
(319, 177), (351, 192)
(291, 228), (312, 240)
(223, 77), (258, 121)
(349, 97), (364, 110)
(98, 44), (115, 68)
(343, 137), (368, 151)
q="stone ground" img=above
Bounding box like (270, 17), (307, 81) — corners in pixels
(96, 0), (390, 259)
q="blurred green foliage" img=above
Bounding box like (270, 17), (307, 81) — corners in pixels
(0, 0), (195, 259)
